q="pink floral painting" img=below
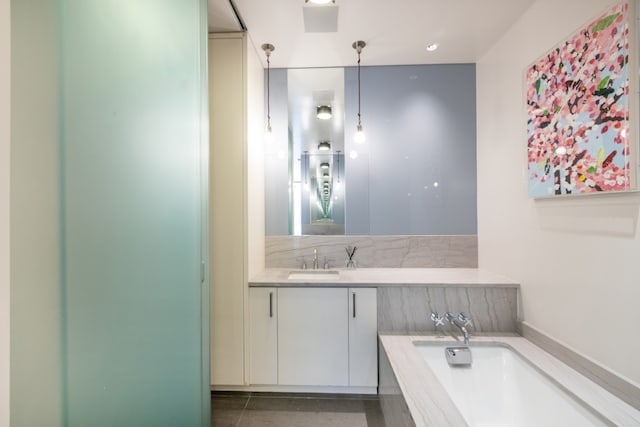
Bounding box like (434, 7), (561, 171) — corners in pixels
(526, 1), (631, 197)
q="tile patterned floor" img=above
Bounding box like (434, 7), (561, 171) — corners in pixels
(211, 392), (386, 427)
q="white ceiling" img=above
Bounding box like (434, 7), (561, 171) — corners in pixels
(208, 0), (536, 68)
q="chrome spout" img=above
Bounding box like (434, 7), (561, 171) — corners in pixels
(445, 312), (470, 345)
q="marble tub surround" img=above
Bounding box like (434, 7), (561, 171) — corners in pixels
(521, 321), (640, 411)
(378, 286), (518, 333)
(265, 235), (478, 269)
(378, 341), (420, 427)
(379, 335), (640, 427)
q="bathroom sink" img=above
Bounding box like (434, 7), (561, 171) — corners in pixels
(287, 270), (341, 281)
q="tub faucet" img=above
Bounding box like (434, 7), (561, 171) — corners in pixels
(445, 312), (471, 345)
(430, 312), (445, 327)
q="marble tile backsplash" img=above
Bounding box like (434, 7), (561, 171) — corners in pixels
(378, 286), (518, 333)
(265, 235), (478, 269)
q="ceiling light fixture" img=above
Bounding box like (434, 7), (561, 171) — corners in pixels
(317, 105), (332, 120)
(353, 40), (366, 144)
(318, 141), (331, 151)
(305, 0), (335, 4)
(320, 162), (330, 170)
(262, 43), (275, 143)
(426, 43), (439, 52)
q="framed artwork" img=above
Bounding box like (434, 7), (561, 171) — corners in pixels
(526, 1), (634, 197)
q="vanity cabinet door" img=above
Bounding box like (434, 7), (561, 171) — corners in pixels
(348, 288), (378, 387)
(249, 288), (278, 385)
(277, 288), (349, 386)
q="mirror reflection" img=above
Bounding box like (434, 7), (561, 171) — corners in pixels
(288, 68), (346, 235)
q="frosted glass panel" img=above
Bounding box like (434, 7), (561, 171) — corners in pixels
(60, 1), (209, 426)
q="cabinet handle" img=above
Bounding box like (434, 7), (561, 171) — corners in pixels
(269, 291), (273, 318)
(352, 292), (356, 318)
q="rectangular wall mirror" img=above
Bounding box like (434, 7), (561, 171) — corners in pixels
(264, 64), (478, 236)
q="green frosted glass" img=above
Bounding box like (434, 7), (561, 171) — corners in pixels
(60, 1), (209, 426)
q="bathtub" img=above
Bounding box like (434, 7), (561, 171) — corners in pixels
(379, 335), (640, 427)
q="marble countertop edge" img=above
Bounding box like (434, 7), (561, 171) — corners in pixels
(249, 268), (519, 287)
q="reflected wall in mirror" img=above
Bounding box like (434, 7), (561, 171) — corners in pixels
(299, 151), (345, 235)
(264, 64), (477, 236)
(283, 68), (346, 235)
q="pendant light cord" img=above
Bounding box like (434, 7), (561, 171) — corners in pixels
(267, 53), (271, 127)
(262, 43), (274, 131)
(357, 51), (361, 127)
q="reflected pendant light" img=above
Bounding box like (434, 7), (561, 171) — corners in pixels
(262, 43), (275, 143)
(318, 141), (331, 151)
(352, 40), (366, 144)
(316, 105), (332, 120)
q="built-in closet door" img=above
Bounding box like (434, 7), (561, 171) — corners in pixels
(60, 1), (209, 426)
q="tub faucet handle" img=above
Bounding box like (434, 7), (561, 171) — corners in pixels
(430, 312), (445, 327)
(458, 312), (472, 327)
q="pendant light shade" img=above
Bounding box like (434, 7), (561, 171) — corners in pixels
(352, 40), (366, 144)
(262, 43), (275, 142)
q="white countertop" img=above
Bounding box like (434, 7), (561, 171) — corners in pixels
(249, 268), (518, 287)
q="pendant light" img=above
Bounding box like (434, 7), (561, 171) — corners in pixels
(262, 43), (275, 143)
(352, 40), (366, 144)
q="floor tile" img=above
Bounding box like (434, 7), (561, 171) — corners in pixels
(212, 410), (243, 427)
(211, 392), (386, 427)
(212, 395), (249, 410)
(238, 410), (368, 427)
(245, 396), (318, 412)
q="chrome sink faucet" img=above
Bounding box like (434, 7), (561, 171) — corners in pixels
(445, 312), (472, 345)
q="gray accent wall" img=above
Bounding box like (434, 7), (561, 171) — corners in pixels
(344, 64), (477, 235)
(264, 68), (290, 235)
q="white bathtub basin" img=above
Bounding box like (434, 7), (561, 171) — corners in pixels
(379, 335), (640, 427)
(416, 343), (607, 426)
(287, 270), (340, 281)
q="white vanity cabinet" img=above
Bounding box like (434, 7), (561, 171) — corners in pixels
(278, 288), (349, 386)
(249, 286), (378, 392)
(249, 288), (278, 385)
(348, 288), (378, 387)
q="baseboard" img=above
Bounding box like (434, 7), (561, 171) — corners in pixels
(520, 321), (640, 411)
(210, 384), (377, 395)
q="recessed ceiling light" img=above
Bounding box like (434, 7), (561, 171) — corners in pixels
(305, 0), (334, 4)
(426, 43), (439, 52)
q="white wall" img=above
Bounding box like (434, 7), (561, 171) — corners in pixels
(246, 35), (265, 278)
(0, 0), (11, 426)
(477, 0), (640, 384)
(9, 1), (62, 426)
